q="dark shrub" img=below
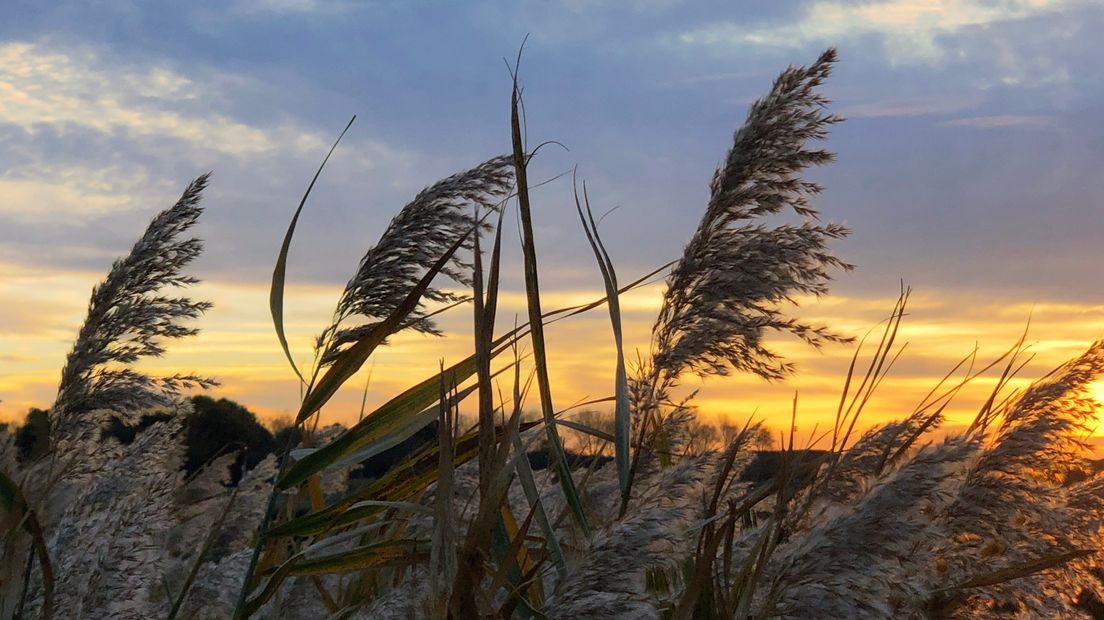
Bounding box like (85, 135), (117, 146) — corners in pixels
(14, 407), (50, 463)
(350, 421), (438, 480)
(186, 395), (274, 483)
(102, 413), (173, 444)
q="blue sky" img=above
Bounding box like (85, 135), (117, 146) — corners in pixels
(2, 0), (1103, 432)
(2, 0), (1102, 293)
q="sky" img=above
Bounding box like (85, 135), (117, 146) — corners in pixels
(1, 0), (1103, 446)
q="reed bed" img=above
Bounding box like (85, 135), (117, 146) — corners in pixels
(2, 48), (1103, 619)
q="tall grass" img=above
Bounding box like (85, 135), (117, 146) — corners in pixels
(2, 48), (1104, 619)
(1, 175), (219, 618)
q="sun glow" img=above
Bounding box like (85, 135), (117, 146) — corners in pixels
(1091, 380), (1104, 436)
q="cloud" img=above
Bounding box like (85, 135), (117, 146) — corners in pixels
(0, 38), (419, 282)
(939, 114), (1052, 128)
(0, 41), (337, 225)
(840, 94), (982, 118)
(673, 0), (1070, 65)
(659, 70), (759, 87)
(0, 42), (331, 158)
(0, 175), (139, 221)
(230, 0), (358, 15)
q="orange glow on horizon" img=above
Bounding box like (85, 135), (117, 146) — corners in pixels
(1, 274), (1103, 453)
(1091, 380), (1104, 437)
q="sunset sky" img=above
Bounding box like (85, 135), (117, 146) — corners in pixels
(2, 0), (1103, 446)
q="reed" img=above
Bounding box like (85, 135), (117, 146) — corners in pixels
(1, 48), (1102, 620)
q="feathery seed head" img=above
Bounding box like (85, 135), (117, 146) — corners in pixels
(319, 156), (514, 362)
(650, 49), (851, 388)
(52, 174), (216, 442)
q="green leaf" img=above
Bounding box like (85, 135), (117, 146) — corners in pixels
(290, 539), (430, 576)
(509, 420), (567, 577)
(240, 539), (426, 615)
(489, 504), (542, 619)
(509, 61), (591, 538)
(573, 177), (631, 502)
(268, 260), (668, 536)
(279, 357), (479, 489)
(268, 421), (541, 539)
(270, 116), (355, 386)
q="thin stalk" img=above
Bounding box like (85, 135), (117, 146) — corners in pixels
(573, 176), (632, 505)
(509, 49), (591, 538)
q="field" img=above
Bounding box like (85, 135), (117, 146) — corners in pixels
(2, 49), (1104, 619)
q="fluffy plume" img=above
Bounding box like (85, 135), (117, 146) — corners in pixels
(823, 407), (944, 503)
(46, 417), (186, 617)
(545, 457), (713, 619)
(318, 156), (514, 362)
(51, 174), (216, 442)
(649, 48), (851, 389)
(766, 439), (976, 617)
(926, 341), (1104, 616)
(944, 341), (1104, 541)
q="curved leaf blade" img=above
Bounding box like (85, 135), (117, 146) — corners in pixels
(279, 358), (478, 489)
(271, 116), (355, 385)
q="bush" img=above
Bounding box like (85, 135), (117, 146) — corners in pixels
(185, 395), (274, 483)
(13, 407), (50, 463)
(92, 395), (275, 484)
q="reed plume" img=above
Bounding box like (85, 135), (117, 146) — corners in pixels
(926, 340), (1104, 616)
(317, 156), (514, 364)
(545, 457), (714, 619)
(47, 416), (186, 617)
(51, 174), (216, 447)
(648, 48), (852, 395)
(766, 439), (977, 617)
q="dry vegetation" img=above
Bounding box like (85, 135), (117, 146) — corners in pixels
(3, 49), (1104, 619)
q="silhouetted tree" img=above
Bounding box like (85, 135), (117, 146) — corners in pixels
(14, 407), (50, 463)
(96, 395), (276, 484)
(102, 412), (172, 445)
(186, 395), (274, 483)
(268, 415), (302, 454)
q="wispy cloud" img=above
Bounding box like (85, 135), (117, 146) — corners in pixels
(0, 39), (412, 237)
(0, 42), (328, 157)
(659, 70), (760, 87)
(230, 0), (358, 16)
(0, 174), (142, 221)
(0, 41), (322, 224)
(674, 0), (1069, 65)
(940, 114), (1052, 128)
(840, 94), (982, 118)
